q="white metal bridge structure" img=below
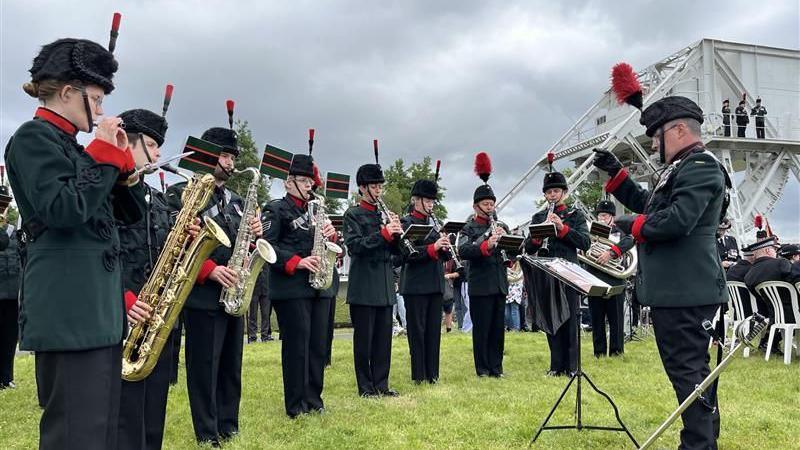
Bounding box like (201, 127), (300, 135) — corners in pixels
(496, 39), (800, 244)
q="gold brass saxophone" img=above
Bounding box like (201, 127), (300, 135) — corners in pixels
(122, 169), (231, 381)
(308, 195), (343, 290)
(578, 232), (638, 279)
(219, 167), (277, 316)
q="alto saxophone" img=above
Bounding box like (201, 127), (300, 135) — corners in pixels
(308, 195), (343, 290)
(219, 167), (277, 316)
(122, 169), (231, 381)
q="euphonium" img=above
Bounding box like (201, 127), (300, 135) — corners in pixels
(309, 195), (343, 290)
(578, 233), (638, 279)
(122, 169), (231, 381)
(219, 167), (277, 316)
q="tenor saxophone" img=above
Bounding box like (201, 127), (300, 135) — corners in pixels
(308, 195), (343, 290)
(122, 169), (231, 381)
(219, 167), (277, 316)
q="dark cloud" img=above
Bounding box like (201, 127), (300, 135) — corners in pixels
(1, 0), (798, 238)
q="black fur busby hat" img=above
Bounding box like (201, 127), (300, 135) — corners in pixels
(473, 152), (496, 203)
(542, 152), (568, 192)
(779, 244), (800, 259)
(356, 139), (385, 185)
(411, 180), (438, 199)
(201, 127), (238, 156)
(639, 96), (704, 138)
(595, 200), (616, 216)
(119, 109), (168, 146)
(718, 217), (732, 230)
(412, 159), (441, 199)
(29, 38), (118, 94)
(290, 128), (315, 178)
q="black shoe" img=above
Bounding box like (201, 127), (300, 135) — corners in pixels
(428, 378), (439, 385)
(198, 438), (222, 448)
(262, 335), (274, 342)
(546, 370), (563, 377)
(360, 391), (379, 398)
(446, 327), (452, 333)
(247, 338), (257, 344)
(220, 430), (239, 441)
(413, 379), (424, 385)
(477, 372), (489, 378)
(490, 373), (504, 378)
(379, 388), (399, 397)
(0, 381), (16, 390)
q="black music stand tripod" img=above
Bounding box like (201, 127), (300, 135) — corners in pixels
(527, 259), (638, 448)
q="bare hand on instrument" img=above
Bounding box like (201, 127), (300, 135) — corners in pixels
(186, 217), (202, 238)
(387, 211), (400, 223)
(488, 233), (500, 249)
(597, 250), (613, 265)
(434, 235), (450, 251)
(322, 221), (336, 239)
(209, 266), (239, 288)
(298, 255), (322, 273)
(722, 260), (734, 269)
(385, 221), (403, 236)
(547, 213), (564, 231)
(95, 116), (128, 149)
(127, 300), (152, 325)
(248, 216), (263, 237)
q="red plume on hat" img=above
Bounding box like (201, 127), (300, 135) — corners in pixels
(308, 128), (315, 155)
(754, 214), (763, 230)
(547, 152), (555, 173)
(226, 99), (235, 129)
(434, 159), (441, 182)
(162, 84), (174, 118)
(373, 139), (380, 165)
(611, 62), (643, 110)
(474, 152), (492, 184)
(108, 12), (122, 53)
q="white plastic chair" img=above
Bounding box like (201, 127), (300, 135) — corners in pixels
(727, 282), (758, 357)
(755, 281), (800, 364)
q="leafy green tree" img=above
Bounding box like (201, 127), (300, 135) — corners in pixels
(226, 120), (270, 204)
(382, 156), (447, 218)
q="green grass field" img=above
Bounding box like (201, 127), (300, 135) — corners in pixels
(1, 330), (798, 449)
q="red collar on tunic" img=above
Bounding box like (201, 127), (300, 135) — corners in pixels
(35, 107), (78, 136)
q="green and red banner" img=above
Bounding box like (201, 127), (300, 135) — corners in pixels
(325, 172), (350, 199)
(179, 136), (223, 174)
(261, 144), (293, 180)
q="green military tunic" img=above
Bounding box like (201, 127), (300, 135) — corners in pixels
(457, 216), (509, 297)
(606, 144), (729, 307)
(343, 201), (399, 306)
(4, 110), (144, 351)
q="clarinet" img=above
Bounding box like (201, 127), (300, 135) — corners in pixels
(489, 211), (511, 265)
(376, 197), (419, 257)
(538, 201), (556, 257)
(428, 209), (464, 270)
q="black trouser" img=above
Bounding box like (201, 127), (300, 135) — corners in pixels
(518, 301), (527, 330)
(184, 308), (243, 444)
(35, 345), (122, 450)
(349, 304), (393, 395)
(118, 330), (175, 450)
(0, 299), (19, 384)
(169, 315), (183, 385)
(404, 294), (443, 382)
(547, 289), (579, 374)
(588, 292), (624, 356)
(755, 121), (765, 139)
(325, 296), (336, 366)
(737, 126), (746, 137)
(247, 289), (272, 341)
(723, 124), (730, 137)
(272, 297), (330, 417)
(453, 282), (466, 329)
(651, 305), (719, 450)
(469, 294), (505, 376)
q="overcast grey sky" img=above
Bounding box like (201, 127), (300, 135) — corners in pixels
(1, 0), (798, 239)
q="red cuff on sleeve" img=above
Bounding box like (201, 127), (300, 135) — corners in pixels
(124, 290), (138, 312)
(605, 168), (628, 193)
(285, 255), (302, 276)
(426, 243), (440, 260)
(380, 226), (394, 242)
(480, 240), (493, 257)
(557, 224), (570, 239)
(531, 238), (542, 246)
(196, 259), (217, 284)
(610, 245), (622, 258)
(85, 139), (135, 173)
(631, 214), (647, 243)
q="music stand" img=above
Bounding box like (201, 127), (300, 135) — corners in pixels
(523, 256), (638, 448)
(529, 223), (556, 240)
(589, 221), (611, 239)
(402, 224), (434, 242)
(440, 221), (466, 235)
(497, 234), (526, 256)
